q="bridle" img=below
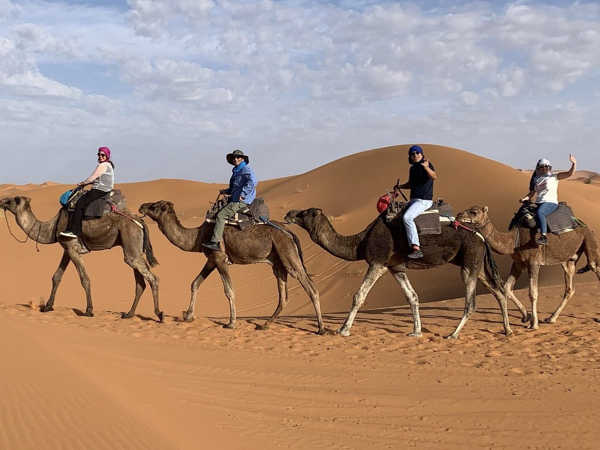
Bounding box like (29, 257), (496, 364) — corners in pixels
(3, 209), (42, 252)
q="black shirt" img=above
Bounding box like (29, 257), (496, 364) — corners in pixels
(409, 162), (435, 200)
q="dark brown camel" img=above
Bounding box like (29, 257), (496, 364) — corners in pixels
(456, 205), (600, 329)
(284, 208), (512, 338)
(138, 200), (325, 334)
(0, 196), (163, 321)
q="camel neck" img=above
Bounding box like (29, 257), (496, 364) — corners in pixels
(309, 215), (370, 261)
(157, 210), (203, 252)
(479, 222), (517, 255)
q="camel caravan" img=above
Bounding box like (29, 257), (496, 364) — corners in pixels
(1, 146), (599, 338)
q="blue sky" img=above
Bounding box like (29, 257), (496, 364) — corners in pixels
(1, 0), (599, 185)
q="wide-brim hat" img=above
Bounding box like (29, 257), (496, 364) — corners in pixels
(226, 149), (249, 165)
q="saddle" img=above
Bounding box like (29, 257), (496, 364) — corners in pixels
(385, 198), (454, 235)
(509, 201), (578, 234)
(64, 189), (127, 219)
(205, 196), (270, 230)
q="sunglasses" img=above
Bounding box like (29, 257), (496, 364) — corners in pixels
(539, 165), (550, 169)
(409, 152), (422, 156)
(97, 153), (107, 158)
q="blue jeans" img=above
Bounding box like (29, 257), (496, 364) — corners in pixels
(403, 199), (433, 247)
(536, 202), (558, 234)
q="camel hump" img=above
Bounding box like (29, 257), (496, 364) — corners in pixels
(83, 189), (127, 220)
(205, 197), (270, 230)
(509, 202), (579, 234)
(384, 198), (453, 235)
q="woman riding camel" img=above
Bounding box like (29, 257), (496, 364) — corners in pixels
(520, 154), (577, 245)
(61, 147), (115, 238)
(395, 145), (437, 259)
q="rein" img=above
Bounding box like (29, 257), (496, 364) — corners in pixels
(110, 204), (144, 229)
(4, 213), (42, 252)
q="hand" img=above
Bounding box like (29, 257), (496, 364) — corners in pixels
(219, 189), (227, 194)
(77, 182), (85, 187)
(421, 159), (430, 169)
(519, 197), (529, 203)
(569, 154), (577, 165)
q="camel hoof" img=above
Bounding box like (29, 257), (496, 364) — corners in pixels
(41, 305), (54, 313)
(223, 322), (236, 329)
(521, 313), (532, 323)
(544, 317), (557, 324)
(444, 334), (459, 340)
(84, 311), (94, 318)
(121, 313), (134, 320)
(408, 332), (423, 338)
(525, 324), (539, 330)
(255, 324), (268, 331)
(157, 311), (164, 323)
(337, 328), (350, 337)
(183, 315), (194, 323)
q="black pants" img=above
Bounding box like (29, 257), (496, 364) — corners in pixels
(68, 189), (108, 236)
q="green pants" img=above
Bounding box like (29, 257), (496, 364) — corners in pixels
(211, 201), (248, 243)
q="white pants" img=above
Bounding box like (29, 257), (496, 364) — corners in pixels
(403, 199), (433, 247)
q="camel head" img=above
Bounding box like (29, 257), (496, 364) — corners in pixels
(0, 196), (32, 215)
(456, 205), (489, 226)
(138, 200), (175, 222)
(284, 208), (323, 231)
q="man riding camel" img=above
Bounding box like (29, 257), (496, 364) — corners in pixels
(202, 149), (258, 251)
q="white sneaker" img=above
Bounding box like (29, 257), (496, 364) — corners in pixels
(60, 231), (77, 238)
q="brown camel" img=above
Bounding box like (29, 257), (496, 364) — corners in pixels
(0, 196), (163, 321)
(456, 205), (600, 329)
(284, 208), (512, 338)
(138, 200), (325, 334)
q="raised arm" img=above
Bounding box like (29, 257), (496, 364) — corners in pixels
(557, 154), (577, 180)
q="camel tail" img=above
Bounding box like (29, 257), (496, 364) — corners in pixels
(484, 240), (504, 290)
(141, 219), (159, 268)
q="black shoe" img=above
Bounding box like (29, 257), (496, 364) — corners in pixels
(536, 235), (548, 245)
(408, 249), (424, 259)
(202, 241), (221, 251)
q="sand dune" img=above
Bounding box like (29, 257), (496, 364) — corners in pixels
(1, 144), (599, 449)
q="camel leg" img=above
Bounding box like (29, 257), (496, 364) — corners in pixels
(258, 263), (289, 331)
(389, 269), (422, 337)
(43, 250), (71, 313)
(477, 271), (513, 337)
(506, 263), (530, 323)
(183, 260), (216, 323)
(122, 257), (162, 322)
(295, 267), (325, 335)
(338, 264), (387, 337)
(215, 263), (237, 329)
(546, 261), (576, 323)
(445, 269), (478, 339)
(68, 250), (95, 317)
(527, 264), (541, 330)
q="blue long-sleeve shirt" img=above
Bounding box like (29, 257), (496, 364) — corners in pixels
(224, 161), (257, 204)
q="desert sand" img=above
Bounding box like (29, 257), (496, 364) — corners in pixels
(1, 144), (599, 449)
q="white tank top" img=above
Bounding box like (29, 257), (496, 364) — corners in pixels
(534, 173), (559, 204)
(92, 163), (114, 192)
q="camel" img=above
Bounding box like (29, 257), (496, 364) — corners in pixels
(0, 196), (163, 321)
(284, 208), (512, 338)
(138, 200), (325, 334)
(456, 205), (600, 329)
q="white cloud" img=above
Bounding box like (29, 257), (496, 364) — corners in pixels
(0, 0), (599, 184)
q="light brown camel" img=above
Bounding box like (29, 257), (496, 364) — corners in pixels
(0, 196), (163, 321)
(284, 208), (512, 338)
(138, 200), (325, 334)
(456, 205), (600, 329)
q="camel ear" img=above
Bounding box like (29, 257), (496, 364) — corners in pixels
(483, 206), (488, 213)
(312, 208), (322, 217)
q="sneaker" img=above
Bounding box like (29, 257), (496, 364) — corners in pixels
(408, 249), (424, 259)
(536, 235), (548, 245)
(202, 241), (221, 251)
(60, 231), (77, 238)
